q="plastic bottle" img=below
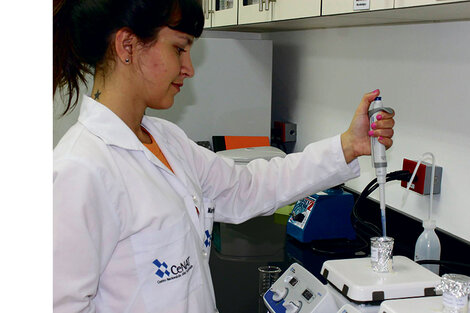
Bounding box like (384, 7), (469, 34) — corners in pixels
(414, 219), (441, 275)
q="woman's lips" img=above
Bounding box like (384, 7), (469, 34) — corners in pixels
(172, 83), (183, 92)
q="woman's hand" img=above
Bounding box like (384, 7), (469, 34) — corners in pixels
(341, 89), (395, 164)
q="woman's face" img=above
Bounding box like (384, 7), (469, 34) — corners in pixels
(134, 27), (195, 110)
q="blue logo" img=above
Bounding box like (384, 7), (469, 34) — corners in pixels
(204, 230), (211, 247)
(153, 259), (171, 278)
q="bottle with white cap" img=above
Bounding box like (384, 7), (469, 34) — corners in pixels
(414, 219), (441, 275)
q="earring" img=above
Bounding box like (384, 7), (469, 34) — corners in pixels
(125, 58), (130, 64)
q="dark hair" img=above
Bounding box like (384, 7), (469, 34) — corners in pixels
(53, 0), (204, 115)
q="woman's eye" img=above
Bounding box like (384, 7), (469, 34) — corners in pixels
(176, 47), (186, 55)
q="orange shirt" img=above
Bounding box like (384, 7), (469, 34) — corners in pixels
(141, 127), (174, 174)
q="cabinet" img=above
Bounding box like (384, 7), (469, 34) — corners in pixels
(322, 0), (394, 15)
(238, 0), (321, 25)
(207, 0), (470, 30)
(395, 0), (468, 8)
(203, 0), (237, 28)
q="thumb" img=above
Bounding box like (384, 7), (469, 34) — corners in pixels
(356, 89), (380, 115)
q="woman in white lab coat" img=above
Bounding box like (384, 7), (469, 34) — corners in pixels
(53, 0), (395, 312)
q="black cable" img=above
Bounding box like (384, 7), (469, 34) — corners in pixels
(301, 171), (413, 257)
(416, 259), (470, 269)
(352, 170), (413, 239)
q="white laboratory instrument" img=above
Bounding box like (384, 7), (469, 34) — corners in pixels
(216, 146), (286, 165)
(214, 146), (286, 260)
(263, 256), (441, 313)
(263, 263), (339, 313)
(337, 304), (363, 313)
(379, 296), (444, 313)
(321, 256), (441, 312)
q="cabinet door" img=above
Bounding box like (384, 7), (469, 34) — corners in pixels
(323, 0), (394, 15)
(272, 0), (321, 20)
(212, 0), (238, 27)
(238, 0), (272, 24)
(202, 0), (212, 28)
(395, 0), (468, 8)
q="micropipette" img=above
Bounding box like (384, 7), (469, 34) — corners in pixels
(369, 97), (393, 237)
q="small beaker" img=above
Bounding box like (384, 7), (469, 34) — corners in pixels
(258, 265), (281, 296)
(436, 274), (470, 313)
(370, 236), (394, 273)
(442, 292), (468, 313)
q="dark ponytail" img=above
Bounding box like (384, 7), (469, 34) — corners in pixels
(53, 0), (204, 116)
(53, 0), (93, 115)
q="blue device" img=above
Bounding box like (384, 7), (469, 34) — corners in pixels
(286, 188), (356, 243)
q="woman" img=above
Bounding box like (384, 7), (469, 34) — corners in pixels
(53, 0), (395, 312)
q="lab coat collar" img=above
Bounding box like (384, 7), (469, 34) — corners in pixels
(78, 95), (180, 178)
(78, 95), (150, 151)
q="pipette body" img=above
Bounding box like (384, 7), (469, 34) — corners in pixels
(369, 97), (388, 237)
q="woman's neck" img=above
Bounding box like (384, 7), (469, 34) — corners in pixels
(91, 71), (151, 144)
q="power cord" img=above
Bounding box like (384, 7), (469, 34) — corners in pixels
(351, 170), (413, 240)
(308, 171), (413, 256)
(416, 260), (470, 276)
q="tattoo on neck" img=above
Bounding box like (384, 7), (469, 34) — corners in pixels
(93, 90), (101, 100)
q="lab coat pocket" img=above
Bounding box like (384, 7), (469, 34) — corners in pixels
(131, 215), (203, 311)
(202, 198), (215, 254)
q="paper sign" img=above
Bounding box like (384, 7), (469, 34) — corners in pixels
(354, 0), (370, 11)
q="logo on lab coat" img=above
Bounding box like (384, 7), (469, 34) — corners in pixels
(153, 256), (193, 284)
(204, 230), (211, 247)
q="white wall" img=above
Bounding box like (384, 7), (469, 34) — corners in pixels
(148, 38), (272, 145)
(264, 21), (470, 243)
(53, 38), (272, 148)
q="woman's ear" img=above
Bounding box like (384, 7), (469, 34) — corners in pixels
(114, 28), (135, 65)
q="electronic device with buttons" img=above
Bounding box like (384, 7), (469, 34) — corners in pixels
(286, 188), (356, 243)
(263, 257), (442, 313)
(263, 263), (338, 313)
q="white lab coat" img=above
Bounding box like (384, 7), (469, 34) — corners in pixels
(53, 96), (360, 313)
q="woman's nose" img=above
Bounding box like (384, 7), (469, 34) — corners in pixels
(181, 53), (195, 78)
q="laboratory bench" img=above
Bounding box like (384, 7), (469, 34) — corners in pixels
(209, 192), (470, 313)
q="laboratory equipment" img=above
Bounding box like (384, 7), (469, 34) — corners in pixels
(263, 263), (339, 313)
(321, 256), (440, 312)
(404, 153), (442, 275)
(263, 256), (441, 313)
(379, 296), (443, 313)
(213, 145), (286, 259)
(337, 304), (363, 313)
(368, 96), (393, 237)
(414, 219), (441, 275)
(370, 236), (394, 273)
(435, 274), (470, 313)
(286, 188), (356, 243)
(215, 145), (286, 164)
(259, 266), (282, 296)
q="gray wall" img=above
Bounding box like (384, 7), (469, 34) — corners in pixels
(264, 21), (470, 243)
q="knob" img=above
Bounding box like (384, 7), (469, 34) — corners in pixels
(293, 213), (305, 222)
(283, 301), (301, 313)
(271, 287), (288, 302)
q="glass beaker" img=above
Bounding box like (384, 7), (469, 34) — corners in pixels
(436, 274), (470, 313)
(258, 265), (281, 296)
